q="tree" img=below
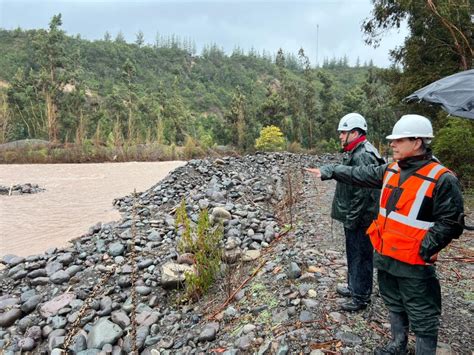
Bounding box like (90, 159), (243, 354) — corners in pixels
(0, 90), (10, 143)
(360, 68), (397, 151)
(34, 14), (68, 142)
(226, 86), (247, 150)
(115, 31), (126, 44)
(363, 0), (473, 101)
(122, 58), (137, 141)
(255, 125), (285, 151)
(317, 71), (342, 141)
(433, 118), (474, 184)
(103, 31), (111, 42)
(275, 48), (302, 143)
(135, 30), (145, 47)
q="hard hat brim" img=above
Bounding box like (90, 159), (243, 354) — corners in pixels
(386, 133), (434, 140)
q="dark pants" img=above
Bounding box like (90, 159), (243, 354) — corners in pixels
(344, 227), (373, 304)
(378, 270), (441, 337)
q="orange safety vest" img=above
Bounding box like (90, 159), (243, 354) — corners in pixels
(367, 161), (450, 265)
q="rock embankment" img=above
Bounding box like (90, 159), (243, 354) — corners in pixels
(0, 152), (472, 354)
(0, 183), (45, 195)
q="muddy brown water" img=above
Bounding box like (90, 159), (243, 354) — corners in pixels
(0, 161), (185, 258)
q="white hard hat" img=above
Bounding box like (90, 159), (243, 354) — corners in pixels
(337, 113), (367, 132)
(386, 114), (434, 140)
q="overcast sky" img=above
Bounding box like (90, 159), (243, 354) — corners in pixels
(0, 0), (408, 67)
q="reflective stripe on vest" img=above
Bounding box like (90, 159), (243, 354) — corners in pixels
(367, 161), (450, 265)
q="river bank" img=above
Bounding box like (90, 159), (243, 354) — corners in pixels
(0, 153), (472, 354)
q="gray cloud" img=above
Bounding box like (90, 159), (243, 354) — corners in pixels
(0, 0), (408, 67)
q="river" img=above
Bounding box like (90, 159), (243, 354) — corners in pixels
(0, 161), (185, 258)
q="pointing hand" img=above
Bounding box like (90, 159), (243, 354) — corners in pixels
(304, 168), (322, 178)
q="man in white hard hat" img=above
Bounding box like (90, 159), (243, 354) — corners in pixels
(330, 113), (384, 312)
(306, 114), (464, 354)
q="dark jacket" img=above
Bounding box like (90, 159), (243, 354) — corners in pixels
(331, 140), (384, 230)
(320, 151), (464, 278)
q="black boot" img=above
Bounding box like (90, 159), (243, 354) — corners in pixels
(374, 312), (408, 354)
(415, 335), (437, 355)
(336, 284), (351, 297)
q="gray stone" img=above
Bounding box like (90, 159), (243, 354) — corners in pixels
(299, 310), (314, 322)
(86, 318), (123, 349)
(21, 295), (42, 314)
(109, 242), (125, 257)
(49, 335), (65, 351)
(2, 254), (24, 266)
(17, 316), (35, 333)
(57, 253), (73, 265)
(0, 297), (19, 310)
(235, 335), (253, 351)
(242, 324), (256, 334)
(138, 259), (154, 269)
(198, 322), (220, 342)
(51, 315), (67, 329)
(45, 261), (63, 276)
(302, 298), (318, 309)
(157, 336), (174, 349)
(25, 325), (42, 340)
(287, 262), (301, 279)
(242, 250), (260, 261)
(335, 331), (362, 346)
(77, 350), (101, 355)
(136, 311), (159, 327)
(39, 293), (76, 318)
(20, 289), (37, 303)
(66, 265), (82, 276)
(18, 337), (35, 351)
(272, 309), (289, 324)
(251, 233), (264, 242)
(111, 311), (131, 329)
(211, 207), (232, 221)
(123, 326), (149, 352)
(50, 270), (71, 284)
(329, 312), (346, 323)
(30, 277), (49, 286)
(136, 286), (152, 295)
(276, 338), (289, 355)
(224, 306), (238, 319)
(0, 308), (22, 327)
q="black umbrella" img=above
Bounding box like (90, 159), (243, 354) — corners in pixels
(404, 69), (474, 120)
(405, 70), (474, 231)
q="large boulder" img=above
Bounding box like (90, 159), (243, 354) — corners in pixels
(159, 262), (194, 289)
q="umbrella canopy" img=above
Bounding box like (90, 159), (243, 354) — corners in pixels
(404, 69), (474, 120)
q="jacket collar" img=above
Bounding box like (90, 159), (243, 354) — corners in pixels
(397, 149), (433, 170)
(343, 135), (366, 152)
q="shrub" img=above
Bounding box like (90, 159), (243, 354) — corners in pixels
(254, 125), (286, 151)
(183, 135), (205, 159)
(433, 118), (474, 186)
(176, 200), (223, 301)
(287, 141), (302, 153)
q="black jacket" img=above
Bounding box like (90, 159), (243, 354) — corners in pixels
(331, 140), (384, 230)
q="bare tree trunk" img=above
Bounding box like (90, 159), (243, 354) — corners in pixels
(45, 91), (58, 142)
(0, 93), (10, 143)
